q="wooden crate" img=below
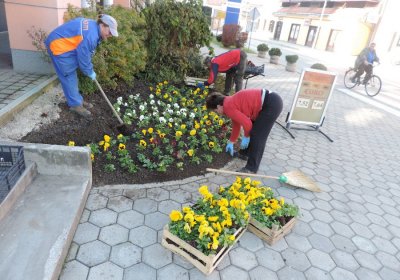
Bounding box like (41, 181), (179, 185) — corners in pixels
(248, 217), (296, 246)
(184, 76), (214, 88)
(162, 225), (246, 275)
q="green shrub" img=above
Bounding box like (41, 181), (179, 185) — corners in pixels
(310, 63), (328, 71)
(268, 48), (282, 56)
(257, 43), (269, 52)
(216, 34), (222, 42)
(65, 5), (147, 93)
(222, 24), (240, 47)
(285, 55), (299, 63)
(143, 0), (211, 83)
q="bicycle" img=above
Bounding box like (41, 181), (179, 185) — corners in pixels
(344, 64), (382, 97)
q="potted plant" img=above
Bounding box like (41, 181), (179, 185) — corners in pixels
(257, 43), (269, 58)
(268, 48), (282, 64)
(310, 63), (328, 71)
(285, 55), (299, 72)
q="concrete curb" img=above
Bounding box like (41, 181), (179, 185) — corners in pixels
(96, 158), (242, 190)
(0, 75), (58, 126)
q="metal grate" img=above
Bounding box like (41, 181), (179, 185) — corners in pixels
(0, 145), (25, 203)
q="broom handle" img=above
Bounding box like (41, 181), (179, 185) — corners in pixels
(206, 168), (280, 180)
(94, 79), (124, 125)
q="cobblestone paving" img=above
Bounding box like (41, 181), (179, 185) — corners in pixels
(0, 69), (51, 110)
(60, 55), (400, 279)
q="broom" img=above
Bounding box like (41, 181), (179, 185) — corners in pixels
(206, 168), (321, 192)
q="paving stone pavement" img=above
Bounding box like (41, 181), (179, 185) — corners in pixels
(0, 69), (52, 110)
(60, 52), (400, 279)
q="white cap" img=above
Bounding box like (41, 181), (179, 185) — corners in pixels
(100, 14), (118, 37)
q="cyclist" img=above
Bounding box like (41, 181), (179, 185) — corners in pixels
(352, 43), (380, 84)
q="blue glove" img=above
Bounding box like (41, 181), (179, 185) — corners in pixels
(197, 82), (204, 89)
(89, 71), (97, 81)
(240, 137), (250, 150)
(225, 141), (234, 157)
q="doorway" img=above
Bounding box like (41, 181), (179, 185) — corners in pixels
(274, 21), (283, 40)
(305, 26), (318, 47)
(326, 29), (341, 52)
(288, 24), (300, 44)
(0, 0), (12, 69)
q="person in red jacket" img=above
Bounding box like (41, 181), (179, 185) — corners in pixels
(206, 89), (283, 173)
(198, 49), (247, 95)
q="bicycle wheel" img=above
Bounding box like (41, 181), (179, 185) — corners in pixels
(344, 69), (357, 89)
(365, 75), (382, 97)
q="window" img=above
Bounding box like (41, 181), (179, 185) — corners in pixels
(269, 20), (275, 32)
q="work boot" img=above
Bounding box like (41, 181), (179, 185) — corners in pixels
(236, 167), (256, 174)
(83, 101), (94, 109)
(70, 106), (92, 119)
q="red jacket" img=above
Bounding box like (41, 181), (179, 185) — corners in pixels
(205, 49), (241, 86)
(223, 89), (263, 142)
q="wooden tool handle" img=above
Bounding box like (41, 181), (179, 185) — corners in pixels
(95, 79), (124, 125)
(206, 168), (279, 180)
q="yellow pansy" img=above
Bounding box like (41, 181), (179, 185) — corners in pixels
(208, 142), (215, 148)
(189, 129), (196, 136)
(68, 141), (75, 146)
(142, 129), (147, 135)
(104, 135), (110, 143)
(148, 128), (154, 134)
(118, 143), (126, 150)
(117, 134), (123, 139)
(218, 119), (224, 126)
(181, 124), (186, 129)
(99, 140), (105, 146)
(208, 216), (219, 222)
(175, 131), (183, 137)
(104, 142), (110, 151)
(195, 123), (200, 129)
(170, 210), (183, 222)
(90, 154), (94, 161)
(184, 223), (191, 233)
(280, 197), (285, 205)
(139, 140), (147, 147)
(187, 149), (194, 157)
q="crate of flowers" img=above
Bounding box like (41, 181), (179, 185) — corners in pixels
(162, 185), (249, 275)
(248, 186), (298, 245)
(218, 177), (299, 246)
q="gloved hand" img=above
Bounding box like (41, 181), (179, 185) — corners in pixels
(89, 71), (97, 81)
(225, 141), (234, 157)
(197, 82), (204, 89)
(240, 137), (250, 150)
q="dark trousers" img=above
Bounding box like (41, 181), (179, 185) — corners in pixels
(224, 50), (247, 94)
(355, 63), (373, 82)
(242, 91), (283, 173)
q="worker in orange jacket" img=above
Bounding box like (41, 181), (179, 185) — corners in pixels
(198, 49), (247, 95)
(45, 14), (118, 118)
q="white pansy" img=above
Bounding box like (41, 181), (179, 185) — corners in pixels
(169, 118), (174, 122)
(167, 104), (171, 108)
(174, 103), (179, 108)
(150, 100), (155, 105)
(190, 112), (195, 118)
(159, 117), (166, 123)
(149, 94), (154, 99)
(139, 115), (145, 121)
(139, 105), (145, 111)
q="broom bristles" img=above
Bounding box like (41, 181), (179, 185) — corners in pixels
(282, 170), (321, 192)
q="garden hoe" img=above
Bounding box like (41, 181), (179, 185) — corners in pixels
(206, 168), (321, 192)
(94, 79), (133, 136)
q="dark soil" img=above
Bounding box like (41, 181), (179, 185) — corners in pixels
(22, 80), (232, 186)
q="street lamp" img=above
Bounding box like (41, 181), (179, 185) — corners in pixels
(312, 0), (328, 49)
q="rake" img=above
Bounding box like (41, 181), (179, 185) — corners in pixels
(206, 168), (321, 192)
